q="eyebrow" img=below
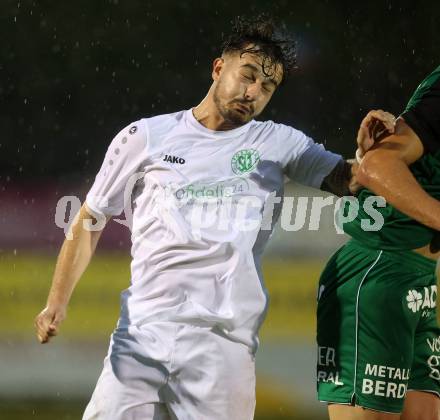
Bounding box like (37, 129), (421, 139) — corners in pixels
(240, 63), (279, 88)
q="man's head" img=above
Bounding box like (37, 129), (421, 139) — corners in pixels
(211, 14), (297, 126)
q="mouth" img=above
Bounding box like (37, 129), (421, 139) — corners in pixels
(234, 103), (250, 114)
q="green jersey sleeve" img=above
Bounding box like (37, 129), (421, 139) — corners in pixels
(401, 65), (440, 154)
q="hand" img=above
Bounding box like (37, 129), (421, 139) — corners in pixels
(34, 305), (66, 344)
(356, 110), (396, 162)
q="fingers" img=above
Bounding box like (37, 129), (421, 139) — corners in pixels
(35, 311), (51, 343)
(360, 109), (396, 127)
(357, 109), (397, 160)
(48, 313), (64, 337)
(35, 318), (49, 343)
(359, 109), (396, 135)
(356, 126), (374, 159)
(34, 307), (64, 344)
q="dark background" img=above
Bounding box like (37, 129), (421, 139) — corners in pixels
(1, 3), (439, 419)
(1, 0), (439, 184)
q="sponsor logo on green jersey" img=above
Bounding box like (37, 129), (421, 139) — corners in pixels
(406, 286), (437, 314)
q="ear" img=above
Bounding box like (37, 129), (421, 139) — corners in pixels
(212, 57), (224, 82)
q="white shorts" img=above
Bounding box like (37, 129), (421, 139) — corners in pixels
(82, 322), (256, 420)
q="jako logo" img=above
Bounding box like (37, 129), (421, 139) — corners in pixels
(163, 155), (185, 164)
(406, 286), (437, 313)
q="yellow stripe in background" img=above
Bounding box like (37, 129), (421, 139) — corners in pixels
(0, 251), (330, 419)
(1, 252), (326, 338)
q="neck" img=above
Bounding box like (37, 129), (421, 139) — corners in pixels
(192, 89), (245, 131)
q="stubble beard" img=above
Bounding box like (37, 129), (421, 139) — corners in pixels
(213, 80), (251, 127)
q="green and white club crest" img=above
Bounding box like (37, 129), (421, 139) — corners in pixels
(231, 149), (260, 175)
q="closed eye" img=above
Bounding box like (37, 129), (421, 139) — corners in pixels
(241, 71), (274, 94)
(241, 74), (254, 81)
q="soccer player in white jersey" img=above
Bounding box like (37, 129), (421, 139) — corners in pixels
(34, 15), (394, 419)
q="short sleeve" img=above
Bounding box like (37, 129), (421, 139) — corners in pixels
(86, 120), (148, 216)
(277, 124), (342, 188)
(401, 66), (440, 155)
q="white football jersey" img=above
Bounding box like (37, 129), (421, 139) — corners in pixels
(86, 108), (341, 351)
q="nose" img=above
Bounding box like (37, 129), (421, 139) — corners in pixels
(244, 82), (261, 101)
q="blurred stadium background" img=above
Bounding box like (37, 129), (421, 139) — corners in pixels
(1, 1), (439, 419)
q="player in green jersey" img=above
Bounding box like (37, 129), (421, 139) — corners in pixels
(317, 66), (440, 419)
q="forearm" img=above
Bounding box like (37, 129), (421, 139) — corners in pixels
(320, 159), (354, 197)
(357, 152), (440, 231)
(46, 205), (104, 308)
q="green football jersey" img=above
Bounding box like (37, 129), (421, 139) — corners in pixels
(342, 66), (440, 250)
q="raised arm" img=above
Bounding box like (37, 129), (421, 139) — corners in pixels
(34, 204), (108, 343)
(356, 117), (440, 231)
(320, 110), (397, 197)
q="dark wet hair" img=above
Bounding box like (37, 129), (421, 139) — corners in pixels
(221, 14), (297, 85)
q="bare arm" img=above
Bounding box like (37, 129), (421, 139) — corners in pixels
(34, 203), (109, 343)
(321, 110), (397, 197)
(356, 117), (440, 231)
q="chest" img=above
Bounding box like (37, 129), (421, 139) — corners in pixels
(136, 133), (284, 209)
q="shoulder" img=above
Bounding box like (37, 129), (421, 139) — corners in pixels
(142, 109), (186, 134)
(250, 119), (310, 143)
(135, 110), (186, 151)
(250, 120), (313, 165)
(108, 118), (148, 153)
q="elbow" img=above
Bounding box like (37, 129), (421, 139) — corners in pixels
(356, 151), (386, 189)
